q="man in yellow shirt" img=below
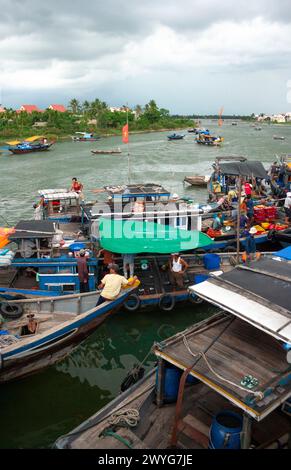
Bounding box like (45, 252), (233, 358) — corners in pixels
(96, 263), (137, 306)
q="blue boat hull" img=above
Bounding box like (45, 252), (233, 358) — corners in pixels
(0, 291), (131, 383)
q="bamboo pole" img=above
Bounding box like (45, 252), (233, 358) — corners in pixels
(236, 176), (242, 263)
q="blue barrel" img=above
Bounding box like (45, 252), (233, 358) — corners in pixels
(203, 253), (221, 270)
(209, 411), (242, 449)
(69, 242), (86, 252)
(186, 374), (200, 385)
(156, 364), (182, 403)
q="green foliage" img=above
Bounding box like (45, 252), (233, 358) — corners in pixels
(0, 99), (194, 141)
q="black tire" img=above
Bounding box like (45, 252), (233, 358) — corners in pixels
(123, 294), (141, 312)
(0, 302), (23, 320)
(188, 293), (204, 304)
(195, 249), (207, 254)
(158, 294), (176, 311)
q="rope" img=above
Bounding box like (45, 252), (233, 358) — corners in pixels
(182, 335), (264, 399)
(101, 430), (133, 449)
(107, 408), (140, 427)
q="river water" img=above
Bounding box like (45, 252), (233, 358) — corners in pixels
(0, 121), (290, 448)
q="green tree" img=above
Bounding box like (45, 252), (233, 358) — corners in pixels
(69, 98), (81, 114)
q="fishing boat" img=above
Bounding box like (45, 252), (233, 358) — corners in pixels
(0, 220), (98, 299)
(72, 132), (101, 142)
(91, 148), (122, 155)
(196, 135), (224, 146)
(7, 136), (54, 154)
(55, 259), (291, 450)
(254, 127), (262, 131)
(0, 285), (137, 383)
(167, 133), (185, 140)
(273, 136), (286, 141)
(184, 175), (210, 187)
(268, 227), (291, 248)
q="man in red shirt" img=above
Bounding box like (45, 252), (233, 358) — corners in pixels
(71, 177), (84, 200)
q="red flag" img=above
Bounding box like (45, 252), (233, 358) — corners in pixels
(122, 123), (129, 143)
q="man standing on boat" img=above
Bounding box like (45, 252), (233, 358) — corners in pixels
(77, 249), (89, 293)
(169, 253), (189, 289)
(245, 227), (257, 262)
(284, 192), (291, 225)
(96, 264), (137, 306)
(71, 177), (84, 200)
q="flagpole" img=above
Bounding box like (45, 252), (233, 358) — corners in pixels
(127, 103), (130, 185)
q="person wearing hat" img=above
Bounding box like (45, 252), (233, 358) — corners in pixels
(169, 253), (189, 289)
(284, 192), (291, 224)
(245, 227), (257, 262)
(96, 263), (137, 306)
(76, 249), (89, 293)
(20, 314), (38, 336)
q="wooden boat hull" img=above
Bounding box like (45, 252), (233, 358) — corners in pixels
(91, 150), (121, 155)
(73, 138), (100, 142)
(9, 144), (52, 154)
(0, 290), (132, 383)
(184, 176), (209, 187)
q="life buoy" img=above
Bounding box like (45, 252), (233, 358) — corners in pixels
(188, 292), (204, 304)
(123, 294), (141, 312)
(0, 302), (23, 320)
(159, 294), (175, 311)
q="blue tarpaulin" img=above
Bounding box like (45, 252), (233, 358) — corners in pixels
(274, 246), (291, 261)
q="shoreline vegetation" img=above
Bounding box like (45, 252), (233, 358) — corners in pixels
(0, 99), (196, 143)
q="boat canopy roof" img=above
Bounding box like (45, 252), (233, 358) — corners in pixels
(104, 183), (171, 200)
(6, 140), (21, 145)
(9, 220), (56, 240)
(99, 217), (212, 254)
(189, 258), (291, 343)
(215, 155), (247, 163)
(24, 135), (45, 142)
(218, 161), (267, 179)
(38, 189), (80, 201)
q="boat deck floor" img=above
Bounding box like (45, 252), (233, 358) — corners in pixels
(68, 377), (291, 449)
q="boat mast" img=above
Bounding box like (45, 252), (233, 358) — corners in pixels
(236, 175), (242, 262)
(127, 103), (131, 185)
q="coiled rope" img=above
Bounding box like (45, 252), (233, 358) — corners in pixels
(107, 408), (140, 428)
(182, 335), (264, 399)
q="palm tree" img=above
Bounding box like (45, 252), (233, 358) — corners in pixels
(134, 104), (143, 118)
(69, 98), (80, 114)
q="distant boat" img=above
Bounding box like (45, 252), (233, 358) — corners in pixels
(231, 122), (238, 126)
(91, 148), (122, 155)
(72, 132), (101, 142)
(273, 135), (286, 141)
(184, 175), (211, 187)
(195, 135), (224, 146)
(7, 136), (54, 155)
(167, 133), (185, 140)
(254, 127), (262, 131)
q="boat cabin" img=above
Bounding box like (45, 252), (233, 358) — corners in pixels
(0, 220), (97, 297)
(87, 184), (203, 240)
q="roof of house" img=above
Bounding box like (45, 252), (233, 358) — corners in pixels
(20, 105), (41, 113)
(49, 104), (66, 112)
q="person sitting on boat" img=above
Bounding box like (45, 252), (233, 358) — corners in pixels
(96, 263), (137, 306)
(169, 253), (189, 289)
(212, 213), (224, 231)
(239, 211), (249, 231)
(245, 227), (257, 262)
(71, 177), (84, 200)
(284, 192), (291, 225)
(20, 313), (38, 336)
(122, 253), (135, 279)
(269, 161), (279, 179)
(227, 189), (237, 204)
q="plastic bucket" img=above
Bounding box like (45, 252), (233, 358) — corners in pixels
(194, 274), (209, 285)
(209, 410), (242, 449)
(203, 254), (221, 270)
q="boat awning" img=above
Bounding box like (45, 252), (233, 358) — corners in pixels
(9, 220), (56, 239)
(219, 161), (267, 179)
(189, 258), (291, 343)
(6, 140), (21, 145)
(38, 189), (79, 201)
(25, 136), (44, 142)
(154, 313), (291, 421)
(99, 218), (212, 254)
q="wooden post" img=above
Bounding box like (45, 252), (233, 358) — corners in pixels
(156, 357), (165, 407)
(36, 238), (40, 259)
(241, 413), (252, 449)
(236, 176), (242, 263)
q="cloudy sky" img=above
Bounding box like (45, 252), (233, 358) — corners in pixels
(1, 0), (291, 114)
